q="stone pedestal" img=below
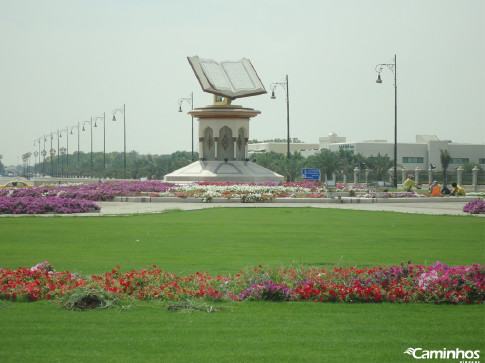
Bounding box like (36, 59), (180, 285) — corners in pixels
(164, 160), (284, 183)
(164, 105), (284, 183)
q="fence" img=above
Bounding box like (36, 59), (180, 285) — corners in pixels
(342, 166), (484, 191)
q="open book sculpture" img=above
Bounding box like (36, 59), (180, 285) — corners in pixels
(188, 56), (266, 100)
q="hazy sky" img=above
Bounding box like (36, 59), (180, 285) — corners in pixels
(1, 0), (484, 166)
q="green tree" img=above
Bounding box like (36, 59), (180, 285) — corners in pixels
(274, 153), (305, 182)
(366, 153), (394, 181)
(307, 149), (342, 180)
(252, 151), (286, 171)
(461, 162), (482, 173)
(440, 149), (451, 188)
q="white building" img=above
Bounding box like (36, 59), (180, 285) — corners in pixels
(251, 132), (485, 172)
(248, 142), (319, 155)
(326, 134), (484, 171)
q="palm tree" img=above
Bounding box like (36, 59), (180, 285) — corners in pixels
(366, 153), (394, 181)
(274, 153), (305, 182)
(307, 149), (342, 181)
(440, 149), (451, 188)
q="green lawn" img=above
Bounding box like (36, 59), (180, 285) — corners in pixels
(0, 208), (484, 362)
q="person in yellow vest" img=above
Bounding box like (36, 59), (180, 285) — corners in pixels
(403, 174), (421, 192)
(429, 181), (441, 197)
(450, 182), (466, 196)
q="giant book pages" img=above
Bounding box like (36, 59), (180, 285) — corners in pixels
(188, 56), (266, 100)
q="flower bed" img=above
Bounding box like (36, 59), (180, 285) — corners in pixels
(1, 261), (483, 304)
(0, 196), (100, 214)
(2, 180), (476, 214)
(463, 199), (485, 214)
(0, 180), (177, 201)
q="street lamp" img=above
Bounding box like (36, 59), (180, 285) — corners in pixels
(70, 122), (80, 166)
(34, 151), (39, 177)
(34, 137), (42, 176)
(41, 148), (47, 177)
(49, 132), (55, 176)
(178, 92), (194, 161)
(270, 75), (290, 159)
(60, 147), (66, 177)
(375, 54), (398, 188)
(59, 126), (69, 168)
(112, 104), (126, 179)
(49, 147), (56, 176)
(93, 113), (106, 171)
(82, 119), (94, 170)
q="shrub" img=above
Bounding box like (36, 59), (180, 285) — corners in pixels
(463, 199), (485, 214)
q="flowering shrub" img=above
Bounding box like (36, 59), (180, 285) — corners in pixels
(382, 192), (427, 198)
(0, 180), (177, 201)
(1, 261), (483, 304)
(463, 199), (485, 214)
(0, 180), (436, 214)
(0, 196), (100, 214)
(238, 280), (297, 301)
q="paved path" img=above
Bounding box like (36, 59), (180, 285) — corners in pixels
(82, 200), (482, 217)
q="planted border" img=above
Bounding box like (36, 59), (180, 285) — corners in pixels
(1, 262), (483, 304)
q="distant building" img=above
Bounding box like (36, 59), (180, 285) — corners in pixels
(248, 142), (319, 155)
(250, 132), (485, 171)
(326, 134), (484, 171)
(319, 132), (347, 149)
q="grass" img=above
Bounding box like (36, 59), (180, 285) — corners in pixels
(0, 208), (483, 274)
(0, 208), (484, 362)
(0, 301), (483, 362)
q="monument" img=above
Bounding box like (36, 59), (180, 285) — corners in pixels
(164, 56), (284, 183)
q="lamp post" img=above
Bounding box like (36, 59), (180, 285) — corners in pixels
(70, 122), (80, 166)
(82, 119), (94, 170)
(93, 113), (106, 171)
(270, 75), (290, 159)
(112, 104), (126, 179)
(49, 132), (55, 176)
(53, 130), (61, 167)
(33, 151), (39, 177)
(49, 147), (56, 176)
(60, 147), (66, 177)
(34, 138), (41, 177)
(178, 92), (194, 161)
(375, 54), (397, 188)
(41, 146), (47, 177)
(59, 127), (69, 168)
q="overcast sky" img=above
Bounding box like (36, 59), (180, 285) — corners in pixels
(1, 0), (484, 166)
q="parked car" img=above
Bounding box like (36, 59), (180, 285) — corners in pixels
(0, 181), (34, 188)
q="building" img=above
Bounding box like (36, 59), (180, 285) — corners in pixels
(248, 142), (319, 155)
(327, 134), (485, 171)
(249, 132), (485, 172)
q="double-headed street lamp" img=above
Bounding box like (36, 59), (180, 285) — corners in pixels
(34, 138), (42, 176)
(270, 75), (290, 159)
(41, 144), (47, 177)
(70, 122), (81, 166)
(59, 127), (70, 168)
(93, 113), (106, 170)
(375, 54), (398, 188)
(112, 104), (126, 179)
(60, 147), (67, 176)
(179, 92), (194, 161)
(82, 119), (94, 169)
(178, 92), (194, 161)
(49, 147), (56, 176)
